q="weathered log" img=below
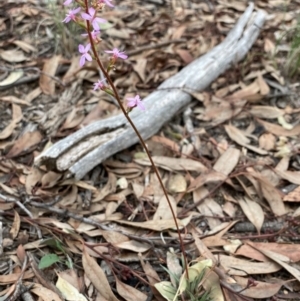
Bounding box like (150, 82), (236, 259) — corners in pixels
(35, 3), (266, 179)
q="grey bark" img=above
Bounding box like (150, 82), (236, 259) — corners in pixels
(35, 3), (266, 179)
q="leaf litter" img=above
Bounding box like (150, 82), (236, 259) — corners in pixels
(1, 0), (300, 301)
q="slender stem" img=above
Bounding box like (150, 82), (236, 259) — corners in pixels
(83, 1), (189, 279)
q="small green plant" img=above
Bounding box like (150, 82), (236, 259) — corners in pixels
(285, 16), (300, 77)
(43, 0), (79, 55)
(39, 237), (73, 269)
(155, 258), (221, 301)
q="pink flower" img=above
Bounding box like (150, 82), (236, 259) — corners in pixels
(82, 29), (101, 41)
(93, 79), (106, 90)
(127, 95), (145, 111)
(98, 0), (114, 7)
(78, 43), (92, 67)
(63, 0), (72, 5)
(62, 7), (81, 23)
(81, 7), (106, 31)
(105, 48), (128, 60)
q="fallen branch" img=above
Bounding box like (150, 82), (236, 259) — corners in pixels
(35, 3), (266, 179)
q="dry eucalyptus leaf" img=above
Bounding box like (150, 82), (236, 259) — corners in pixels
(0, 49), (27, 62)
(219, 254), (281, 276)
(6, 131), (42, 158)
(134, 156), (207, 172)
(153, 194), (177, 220)
(82, 247), (119, 301)
(0, 70), (23, 87)
(259, 133), (276, 150)
(238, 197), (264, 234)
(167, 174), (187, 193)
(56, 275), (87, 301)
(249, 244), (300, 282)
(116, 277), (147, 301)
(213, 148), (240, 176)
(39, 55), (60, 95)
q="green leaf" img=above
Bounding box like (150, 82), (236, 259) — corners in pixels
(65, 254), (73, 269)
(38, 253), (61, 269)
(155, 281), (177, 301)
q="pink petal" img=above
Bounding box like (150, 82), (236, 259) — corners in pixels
(62, 16), (71, 23)
(85, 43), (91, 52)
(127, 100), (136, 108)
(89, 7), (96, 15)
(104, 50), (113, 54)
(79, 56), (85, 67)
(81, 12), (92, 20)
(137, 101), (145, 111)
(118, 53), (128, 59)
(73, 7), (81, 14)
(63, 0), (72, 5)
(92, 21), (100, 31)
(85, 53), (92, 61)
(78, 44), (84, 53)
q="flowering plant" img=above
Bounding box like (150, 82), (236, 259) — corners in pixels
(62, 0), (188, 278)
(62, 0), (143, 112)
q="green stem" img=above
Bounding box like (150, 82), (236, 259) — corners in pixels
(83, 0), (189, 279)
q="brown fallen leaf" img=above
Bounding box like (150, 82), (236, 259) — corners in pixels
(276, 170), (300, 185)
(213, 148), (240, 176)
(283, 185), (300, 202)
(116, 277), (147, 301)
(225, 124), (268, 155)
(238, 242), (300, 263)
(57, 269), (83, 293)
(248, 243), (300, 282)
(134, 156), (207, 172)
(13, 40), (36, 53)
(139, 254), (164, 301)
(153, 194), (177, 220)
(259, 133), (276, 151)
(31, 284), (63, 301)
(247, 170), (285, 216)
(6, 131), (42, 158)
(0, 104), (23, 140)
(264, 38), (276, 55)
(167, 174), (187, 193)
(257, 74), (270, 95)
(188, 170), (227, 192)
(238, 197), (264, 234)
(0, 96), (30, 106)
(219, 255), (281, 276)
(115, 218), (189, 231)
(226, 80), (260, 100)
(250, 106), (283, 119)
(9, 211), (20, 239)
(0, 122), (17, 140)
(0, 70), (23, 87)
(0, 49), (27, 62)
(257, 118), (300, 137)
(39, 55), (61, 95)
(133, 58), (147, 82)
(115, 240), (151, 253)
(235, 276), (282, 299)
(0, 270), (34, 283)
(192, 229), (217, 263)
(82, 247), (119, 301)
